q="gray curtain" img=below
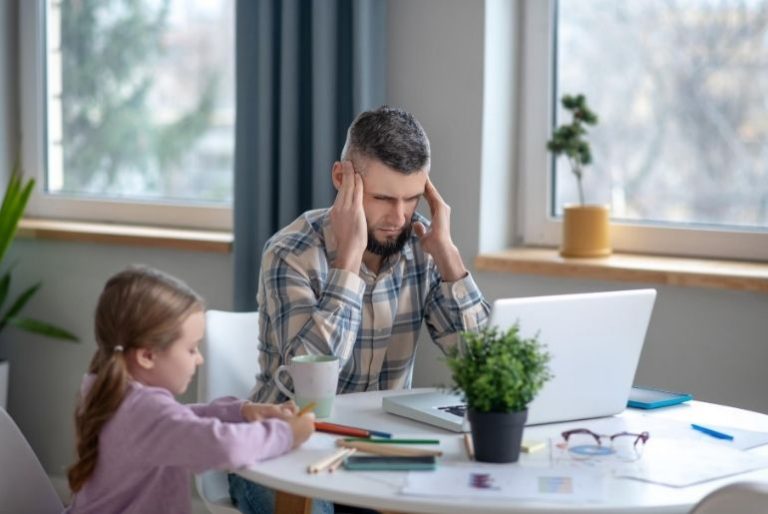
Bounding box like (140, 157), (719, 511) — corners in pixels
(233, 0), (387, 311)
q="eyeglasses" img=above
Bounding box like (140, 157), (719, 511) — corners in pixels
(560, 428), (650, 461)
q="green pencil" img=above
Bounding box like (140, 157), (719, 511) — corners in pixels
(342, 437), (440, 445)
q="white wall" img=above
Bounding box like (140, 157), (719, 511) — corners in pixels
(1, 0), (767, 480)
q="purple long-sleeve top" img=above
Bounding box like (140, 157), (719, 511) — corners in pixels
(65, 375), (293, 514)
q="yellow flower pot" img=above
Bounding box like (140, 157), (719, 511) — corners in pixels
(560, 204), (611, 258)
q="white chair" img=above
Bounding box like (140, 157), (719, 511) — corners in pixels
(195, 310), (261, 514)
(690, 481), (768, 513)
(0, 407), (64, 514)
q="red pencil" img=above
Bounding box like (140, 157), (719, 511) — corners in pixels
(314, 421), (370, 438)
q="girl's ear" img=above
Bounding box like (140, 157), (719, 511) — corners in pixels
(331, 161), (343, 191)
(134, 347), (156, 370)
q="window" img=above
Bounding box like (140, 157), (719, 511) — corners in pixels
(21, 0), (235, 230)
(519, 0), (768, 260)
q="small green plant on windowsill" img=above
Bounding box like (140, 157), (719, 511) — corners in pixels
(447, 325), (552, 414)
(546, 93), (599, 206)
(0, 159), (79, 348)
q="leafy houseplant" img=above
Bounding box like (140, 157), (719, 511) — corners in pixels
(546, 93), (610, 257)
(546, 93), (598, 206)
(0, 160), (79, 408)
(447, 325), (552, 463)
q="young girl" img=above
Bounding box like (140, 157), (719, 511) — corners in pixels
(66, 266), (315, 514)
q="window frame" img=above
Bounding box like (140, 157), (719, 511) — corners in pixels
(19, 0), (232, 231)
(517, 0), (768, 261)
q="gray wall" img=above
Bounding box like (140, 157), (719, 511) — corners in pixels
(1, 0), (767, 480)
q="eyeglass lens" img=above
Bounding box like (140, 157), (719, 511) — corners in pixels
(563, 429), (648, 460)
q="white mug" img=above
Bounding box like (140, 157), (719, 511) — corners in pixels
(274, 354), (340, 418)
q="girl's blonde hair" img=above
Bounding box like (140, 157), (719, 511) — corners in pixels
(68, 266), (204, 493)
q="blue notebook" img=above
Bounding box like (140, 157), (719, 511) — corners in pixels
(627, 386), (693, 409)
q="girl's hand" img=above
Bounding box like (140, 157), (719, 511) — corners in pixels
(286, 412), (316, 448)
(241, 401), (297, 422)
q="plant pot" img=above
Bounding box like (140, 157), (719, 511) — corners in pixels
(468, 408), (527, 463)
(560, 204), (611, 257)
(0, 360), (8, 410)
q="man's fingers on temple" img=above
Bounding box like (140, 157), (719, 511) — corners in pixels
(353, 173), (364, 204)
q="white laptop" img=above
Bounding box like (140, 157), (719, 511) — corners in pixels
(383, 289), (657, 432)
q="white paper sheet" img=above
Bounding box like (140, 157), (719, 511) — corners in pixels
(401, 466), (604, 503)
(612, 437), (768, 487)
(541, 416), (768, 487)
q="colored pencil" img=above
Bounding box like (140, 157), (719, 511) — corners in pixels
(298, 402), (317, 416)
(337, 439), (443, 457)
(463, 433), (475, 460)
(343, 438), (440, 445)
(314, 422), (370, 438)
(307, 447), (356, 474)
(328, 448), (356, 473)
(314, 421), (392, 439)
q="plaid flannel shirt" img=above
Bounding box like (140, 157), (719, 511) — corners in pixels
(252, 208), (490, 403)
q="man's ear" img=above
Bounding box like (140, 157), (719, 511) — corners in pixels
(331, 161), (343, 191)
(134, 347), (156, 370)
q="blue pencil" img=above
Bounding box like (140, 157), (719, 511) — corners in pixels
(691, 423), (734, 441)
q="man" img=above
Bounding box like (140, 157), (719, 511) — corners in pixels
(230, 106), (489, 514)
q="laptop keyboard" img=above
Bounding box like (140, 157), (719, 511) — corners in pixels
(437, 404), (467, 418)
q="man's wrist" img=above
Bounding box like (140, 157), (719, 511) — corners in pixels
(333, 254), (363, 273)
(433, 243), (467, 282)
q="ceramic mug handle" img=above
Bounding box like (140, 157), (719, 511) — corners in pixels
(274, 364), (295, 400)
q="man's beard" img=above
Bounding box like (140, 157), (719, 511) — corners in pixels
(366, 223), (412, 259)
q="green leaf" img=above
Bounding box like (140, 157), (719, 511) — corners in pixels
(0, 159), (34, 264)
(3, 282), (41, 321)
(446, 325), (553, 413)
(0, 270), (11, 313)
(7, 317), (79, 342)
(0, 157), (79, 345)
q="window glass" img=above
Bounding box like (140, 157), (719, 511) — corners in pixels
(555, 0), (768, 232)
(47, 0), (235, 205)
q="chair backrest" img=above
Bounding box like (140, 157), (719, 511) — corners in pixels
(0, 407), (64, 514)
(690, 482), (768, 514)
(195, 310), (261, 514)
(198, 310), (261, 402)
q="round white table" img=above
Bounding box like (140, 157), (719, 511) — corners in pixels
(236, 388), (768, 514)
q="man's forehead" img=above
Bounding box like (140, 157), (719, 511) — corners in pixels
(362, 171), (427, 198)
(356, 158), (428, 197)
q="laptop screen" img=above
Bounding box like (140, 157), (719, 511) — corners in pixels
(383, 289), (657, 431)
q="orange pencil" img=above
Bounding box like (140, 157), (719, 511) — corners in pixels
(314, 421), (370, 438)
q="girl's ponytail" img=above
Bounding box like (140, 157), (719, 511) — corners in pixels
(68, 347), (129, 492)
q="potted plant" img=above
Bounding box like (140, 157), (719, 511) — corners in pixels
(447, 325), (552, 463)
(0, 160), (78, 409)
(547, 93), (611, 257)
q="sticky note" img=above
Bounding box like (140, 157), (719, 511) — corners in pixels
(522, 440), (546, 453)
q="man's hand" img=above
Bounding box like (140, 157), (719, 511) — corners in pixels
(241, 400), (297, 422)
(413, 177), (468, 282)
(330, 161), (367, 273)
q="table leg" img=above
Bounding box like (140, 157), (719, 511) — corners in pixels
(274, 490), (312, 514)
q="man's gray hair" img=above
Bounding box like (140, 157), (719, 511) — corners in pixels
(340, 106), (430, 174)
